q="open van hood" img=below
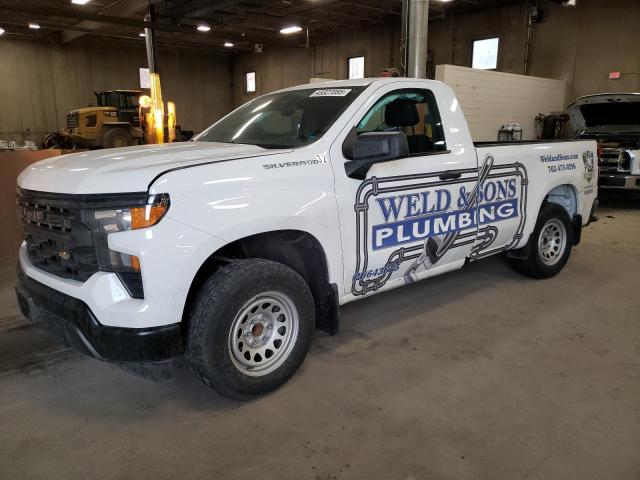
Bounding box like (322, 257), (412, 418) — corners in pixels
(567, 93), (640, 134)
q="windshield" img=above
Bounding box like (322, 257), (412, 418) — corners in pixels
(196, 86), (367, 148)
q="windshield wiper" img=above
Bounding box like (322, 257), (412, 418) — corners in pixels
(253, 143), (292, 149)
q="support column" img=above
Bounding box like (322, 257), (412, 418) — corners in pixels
(144, 5), (158, 74)
(407, 0), (429, 78)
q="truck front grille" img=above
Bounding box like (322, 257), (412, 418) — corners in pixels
(17, 189), (99, 281)
(599, 148), (632, 173)
(66, 112), (79, 129)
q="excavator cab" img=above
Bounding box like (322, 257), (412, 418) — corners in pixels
(95, 90), (142, 127)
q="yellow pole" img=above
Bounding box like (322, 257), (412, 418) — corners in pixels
(149, 72), (164, 144)
(167, 101), (176, 143)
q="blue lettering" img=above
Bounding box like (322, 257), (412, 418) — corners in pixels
(372, 199), (518, 250)
(376, 196), (405, 223)
(497, 180), (508, 200)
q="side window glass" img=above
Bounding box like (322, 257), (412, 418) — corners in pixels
(356, 89), (447, 155)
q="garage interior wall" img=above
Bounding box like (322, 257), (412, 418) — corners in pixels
(0, 37), (233, 143)
(233, 0), (640, 106)
(1, 0), (638, 142)
(436, 65), (568, 141)
(232, 19), (401, 106)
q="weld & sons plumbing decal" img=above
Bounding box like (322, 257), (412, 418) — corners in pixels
(371, 179), (518, 250)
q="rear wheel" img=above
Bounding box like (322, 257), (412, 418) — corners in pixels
(510, 203), (573, 278)
(102, 128), (133, 148)
(186, 259), (315, 399)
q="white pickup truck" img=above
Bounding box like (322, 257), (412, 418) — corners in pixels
(16, 78), (597, 398)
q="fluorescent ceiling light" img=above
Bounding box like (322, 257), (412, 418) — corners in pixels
(280, 25), (302, 34)
(138, 32), (146, 37)
(224, 42), (234, 47)
(29, 23), (40, 30)
(71, 0), (92, 4)
(197, 24), (211, 32)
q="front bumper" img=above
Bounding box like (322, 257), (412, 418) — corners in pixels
(15, 267), (183, 363)
(599, 173), (640, 190)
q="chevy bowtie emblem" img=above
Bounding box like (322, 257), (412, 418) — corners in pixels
(58, 251), (71, 261)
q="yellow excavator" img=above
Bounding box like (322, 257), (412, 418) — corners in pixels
(44, 5), (185, 151)
(44, 90), (144, 149)
(43, 88), (187, 149)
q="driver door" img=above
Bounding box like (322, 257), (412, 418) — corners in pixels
(330, 82), (479, 298)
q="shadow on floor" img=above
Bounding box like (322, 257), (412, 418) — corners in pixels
(1, 254), (535, 413)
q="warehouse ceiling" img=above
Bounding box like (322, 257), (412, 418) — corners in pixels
(0, 0), (521, 52)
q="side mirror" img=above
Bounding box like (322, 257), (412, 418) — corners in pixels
(343, 130), (409, 179)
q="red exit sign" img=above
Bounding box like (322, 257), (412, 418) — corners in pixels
(609, 71), (621, 79)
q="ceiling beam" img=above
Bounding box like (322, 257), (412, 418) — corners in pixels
(0, 18), (253, 52)
(0, 4), (300, 46)
(60, 0), (152, 44)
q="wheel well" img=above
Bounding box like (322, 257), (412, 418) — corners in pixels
(545, 184), (578, 218)
(182, 230), (339, 337)
(543, 184), (582, 245)
(511, 183), (582, 260)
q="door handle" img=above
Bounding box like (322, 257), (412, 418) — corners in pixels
(439, 172), (462, 181)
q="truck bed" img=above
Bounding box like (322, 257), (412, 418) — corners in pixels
(474, 140), (575, 147)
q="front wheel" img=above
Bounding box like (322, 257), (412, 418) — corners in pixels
(510, 203), (574, 279)
(102, 128), (133, 148)
(186, 259), (315, 399)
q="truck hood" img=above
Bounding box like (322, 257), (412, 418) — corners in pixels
(567, 93), (640, 135)
(18, 142), (290, 194)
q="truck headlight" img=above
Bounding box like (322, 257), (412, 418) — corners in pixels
(88, 193), (170, 273)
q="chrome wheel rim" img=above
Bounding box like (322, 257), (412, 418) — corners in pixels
(228, 291), (299, 377)
(538, 218), (567, 266)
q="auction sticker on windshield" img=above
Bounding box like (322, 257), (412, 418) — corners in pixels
(309, 89), (352, 97)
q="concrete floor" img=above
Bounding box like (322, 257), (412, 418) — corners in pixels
(1, 194), (639, 480)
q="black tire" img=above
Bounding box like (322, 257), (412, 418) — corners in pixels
(102, 128), (133, 148)
(186, 259), (315, 400)
(510, 202), (574, 279)
(42, 133), (65, 149)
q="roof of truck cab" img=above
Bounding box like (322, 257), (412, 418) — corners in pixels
(273, 77), (438, 93)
